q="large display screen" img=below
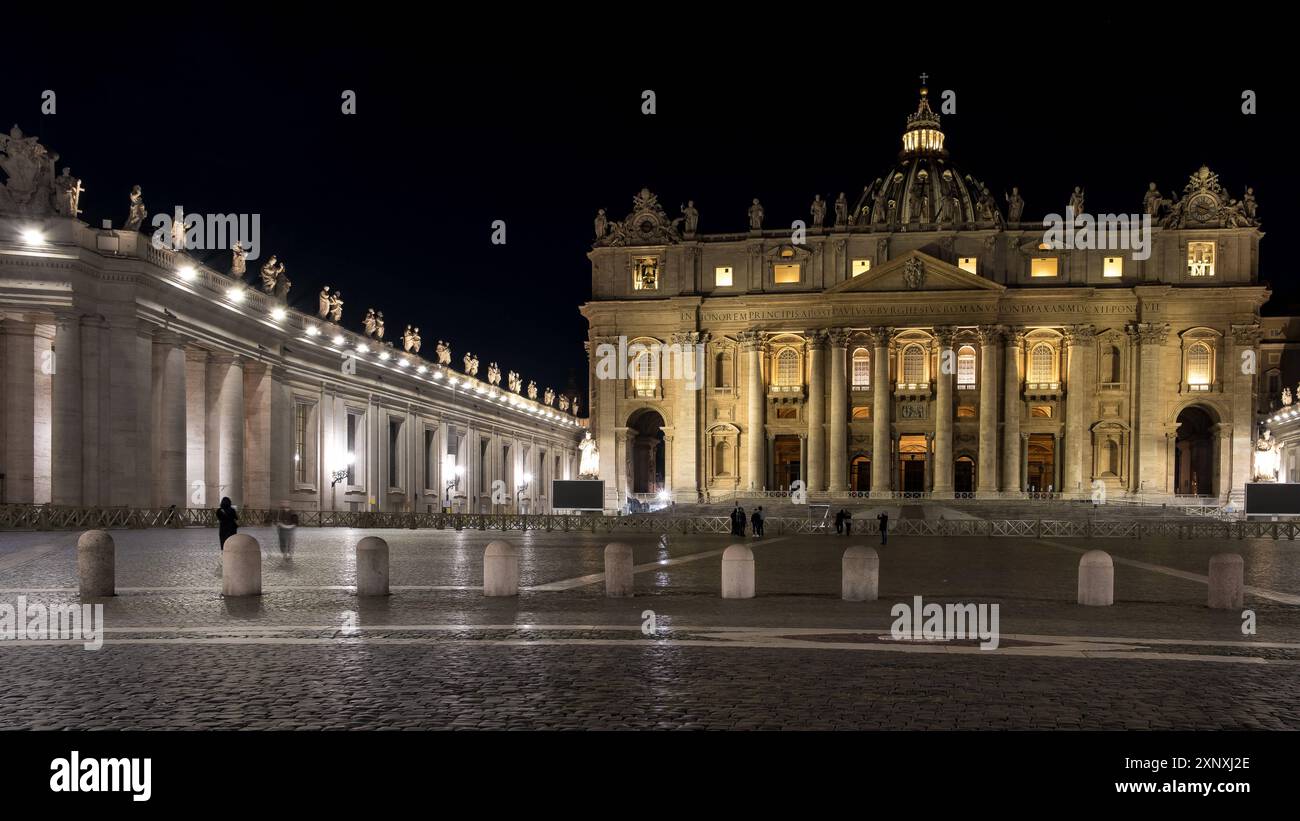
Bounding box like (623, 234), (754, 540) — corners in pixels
(552, 480), (605, 511)
(1245, 483), (1300, 515)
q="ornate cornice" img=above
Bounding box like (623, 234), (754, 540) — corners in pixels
(1230, 323), (1262, 346)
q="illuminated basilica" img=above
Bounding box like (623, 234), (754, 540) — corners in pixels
(583, 87), (1270, 508)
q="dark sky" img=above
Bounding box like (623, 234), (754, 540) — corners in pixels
(4, 25), (1291, 400)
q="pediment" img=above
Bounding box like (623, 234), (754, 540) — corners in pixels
(824, 250), (1005, 294)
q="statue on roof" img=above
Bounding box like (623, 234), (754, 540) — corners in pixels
(363, 308), (378, 337)
(810, 194), (826, 227)
(436, 340), (451, 365)
(748, 198), (764, 231)
(1068, 186), (1085, 215)
(318, 286), (331, 318)
(543, 387), (555, 406)
(1143, 182), (1163, 217)
(464, 352), (479, 377)
(834, 192), (848, 227)
(681, 200), (699, 235)
(0, 124), (59, 217)
(231, 243), (248, 277)
(1006, 187), (1024, 223)
(527, 380), (538, 400)
(53, 168), (83, 218)
(125, 185), (147, 231)
(328, 290), (343, 322)
(260, 256), (285, 293)
(487, 362), (501, 385)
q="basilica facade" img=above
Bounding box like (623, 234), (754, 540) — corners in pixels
(0, 127), (583, 513)
(583, 88), (1269, 508)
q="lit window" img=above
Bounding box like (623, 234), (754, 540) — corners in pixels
(1030, 343), (1055, 383)
(776, 348), (801, 386)
(774, 264), (801, 284)
(632, 350), (658, 396)
(1031, 405), (1053, 418)
(714, 266), (733, 287)
(852, 259), (872, 277)
(632, 257), (659, 290)
(1031, 257), (1059, 277)
(902, 344), (925, 385)
(957, 345), (976, 387)
(1188, 242), (1215, 277)
(388, 419), (402, 488)
(294, 403), (310, 483)
(345, 413), (359, 484)
(852, 348), (871, 388)
(1103, 256), (1123, 278)
(780, 247), (795, 258)
(956, 405), (976, 418)
(958, 257), (978, 274)
(851, 406), (871, 420)
(1187, 342), (1212, 386)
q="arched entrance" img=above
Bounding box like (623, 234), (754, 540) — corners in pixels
(898, 434), (927, 493)
(1175, 405), (1216, 496)
(1026, 434), (1057, 492)
(628, 409), (665, 494)
(850, 454), (870, 492)
(954, 456), (975, 494)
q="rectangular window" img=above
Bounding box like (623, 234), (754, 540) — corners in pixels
(774, 264), (801, 284)
(851, 259), (872, 277)
(1188, 242), (1215, 277)
(632, 257), (659, 290)
(345, 413), (358, 485)
(1030, 258), (1059, 278)
(424, 429), (435, 490)
(481, 438), (490, 493)
(957, 257), (978, 274)
(714, 266), (733, 287)
(388, 419), (402, 489)
(294, 403), (309, 484)
(851, 406), (870, 420)
(1103, 256), (1123, 278)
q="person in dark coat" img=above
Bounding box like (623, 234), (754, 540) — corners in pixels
(751, 506), (764, 537)
(216, 497), (238, 548)
(834, 509), (845, 534)
(877, 512), (889, 545)
(842, 509), (852, 536)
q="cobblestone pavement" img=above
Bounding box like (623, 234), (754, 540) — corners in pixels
(2, 527), (1299, 729)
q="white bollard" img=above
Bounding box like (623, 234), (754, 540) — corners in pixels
(222, 534), (262, 597)
(483, 540), (519, 597)
(1208, 553), (1244, 610)
(77, 530), (115, 597)
(841, 546), (879, 602)
(721, 543), (755, 599)
(604, 542), (634, 597)
(1077, 549), (1114, 606)
(357, 536), (390, 596)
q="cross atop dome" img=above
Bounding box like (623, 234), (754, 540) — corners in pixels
(902, 80), (945, 157)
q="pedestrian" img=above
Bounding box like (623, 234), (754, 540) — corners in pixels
(275, 501), (298, 558)
(751, 505), (764, 538)
(737, 506), (747, 537)
(164, 503), (179, 528)
(731, 504), (743, 536)
(834, 509), (845, 535)
(843, 509), (852, 536)
(877, 511), (889, 546)
(216, 497), (238, 548)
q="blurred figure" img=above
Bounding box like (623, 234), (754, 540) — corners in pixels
(877, 512), (889, 546)
(216, 497), (238, 549)
(751, 505), (764, 537)
(275, 501), (299, 558)
(834, 509), (845, 535)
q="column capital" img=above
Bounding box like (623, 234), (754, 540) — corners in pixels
(1002, 325), (1028, 348)
(737, 330), (765, 351)
(1127, 321), (1170, 345)
(671, 330), (707, 347)
(976, 325), (1004, 346)
(209, 351), (243, 366)
(184, 346), (210, 363)
(1062, 324), (1096, 348)
(1230, 323), (1262, 346)
(804, 329), (829, 349)
(152, 329), (185, 348)
(933, 326), (956, 347)
(827, 327), (852, 348)
(867, 326), (894, 348)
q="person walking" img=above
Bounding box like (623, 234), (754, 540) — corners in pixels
(877, 511), (889, 546)
(843, 509), (852, 536)
(834, 509), (845, 535)
(216, 497), (238, 548)
(275, 501), (299, 558)
(730, 504), (743, 536)
(751, 505), (764, 538)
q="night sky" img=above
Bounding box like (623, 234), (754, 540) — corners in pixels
(4, 27), (1291, 402)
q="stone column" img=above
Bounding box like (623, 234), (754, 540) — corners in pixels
(870, 327), (893, 495)
(210, 353), (244, 506)
(185, 348), (208, 508)
(80, 316), (107, 507)
(932, 327), (954, 497)
(1054, 431), (1064, 492)
(1021, 432), (1030, 490)
(828, 329), (850, 493)
(106, 315), (142, 507)
(1229, 324), (1261, 501)
(2, 320), (38, 503)
(51, 313), (84, 506)
(671, 331), (704, 502)
(1133, 323), (1170, 496)
(740, 331), (766, 490)
(977, 325), (1001, 495)
(151, 331), (187, 508)
(1062, 325), (1095, 496)
(243, 361), (272, 510)
(806, 330), (827, 491)
(1001, 326), (1024, 492)
(766, 434), (776, 489)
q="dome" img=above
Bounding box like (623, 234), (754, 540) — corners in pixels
(850, 86), (1002, 230)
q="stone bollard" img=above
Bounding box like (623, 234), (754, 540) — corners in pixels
(483, 539), (519, 597)
(1208, 553), (1244, 610)
(356, 536), (390, 596)
(222, 534), (262, 597)
(77, 530), (115, 597)
(721, 543), (755, 599)
(604, 542), (634, 597)
(1077, 549), (1114, 606)
(841, 546), (879, 602)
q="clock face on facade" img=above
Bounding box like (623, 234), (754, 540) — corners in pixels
(1188, 194), (1218, 224)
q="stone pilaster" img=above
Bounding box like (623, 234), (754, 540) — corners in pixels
(870, 326), (893, 495)
(185, 348), (209, 508)
(152, 331), (188, 508)
(827, 328), (850, 492)
(209, 353), (244, 506)
(977, 325), (1001, 495)
(1229, 324), (1261, 500)
(932, 327), (955, 496)
(1131, 322), (1170, 495)
(51, 313), (84, 506)
(739, 330), (766, 490)
(1001, 326), (1024, 491)
(806, 329), (827, 492)
(671, 331), (704, 502)
(2, 320), (40, 504)
(1062, 324), (1095, 496)
(107, 316), (143, 507)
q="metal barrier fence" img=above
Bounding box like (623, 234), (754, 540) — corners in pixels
(1, 504), (1295, 540)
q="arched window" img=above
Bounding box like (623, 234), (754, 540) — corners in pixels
(714, 441), (731, 475)
(957, 345), (976, 387)
(902, 344), (925, 385)
(775, 348), (801, 386)
(852, 348), (871, 388)
(714, 350), (733, 388)
(1030, 343), (1055, 383)
(632, 349), (658, 396)
(1187, 342), (1212, 386)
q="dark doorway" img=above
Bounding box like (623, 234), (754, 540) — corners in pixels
(898, 434), (927, 493)
(1027, 433), (1056, 492)
(1175, 405), (1216, 496)
(850, 455), (870, 492)
(955, 457), (974, 493)
(629, 409), (665, 493)
(774, 435), (801, 489)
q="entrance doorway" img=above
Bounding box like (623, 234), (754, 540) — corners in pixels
(954, 456), (974, 494)
(1175, 405), (1216, 496)
(1027, 433), (1056, 492)
(898, 434), (927, 493)
(628, 409), (665, 493)
(773, 434), (801, 490)
(850, 454), (870, 492)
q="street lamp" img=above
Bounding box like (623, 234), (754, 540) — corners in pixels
(330, 452), (355, 487)
(516, 471), (532, 511)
